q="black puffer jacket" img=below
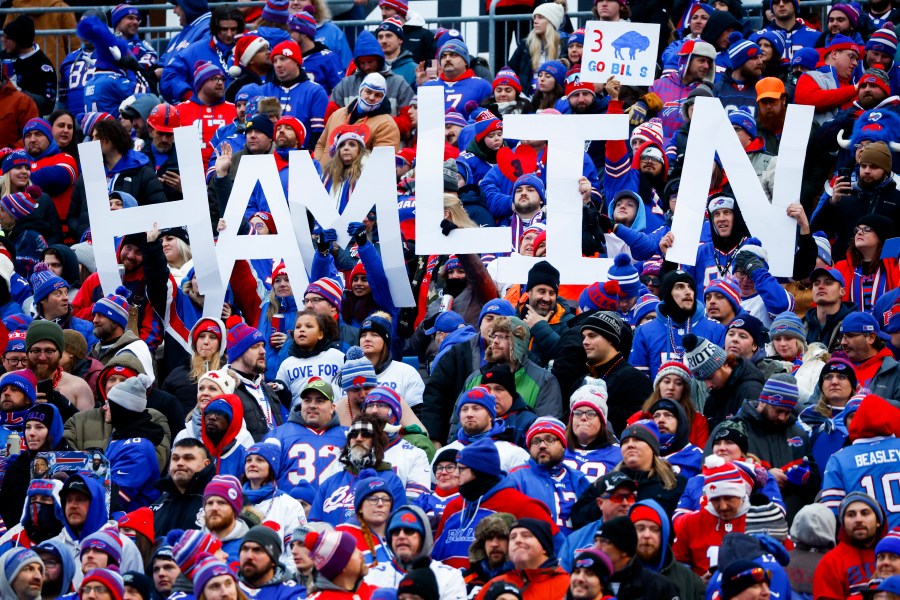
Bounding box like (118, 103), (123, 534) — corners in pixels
(150, 462), (216, 536)
(703, 358), (766, 430)
(572, 466), (688, 528)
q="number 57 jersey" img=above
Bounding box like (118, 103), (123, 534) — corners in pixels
(820, 395), (900, 529)
(268, 411), (347, 488)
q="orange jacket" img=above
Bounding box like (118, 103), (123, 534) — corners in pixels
(475, 565), (570, 600)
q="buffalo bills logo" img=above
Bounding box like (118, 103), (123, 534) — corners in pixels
(732, 319), (746, 327)
(787, 436), (803, 447)
(352, 376), (367, 386)
(401, 512), (417, 524)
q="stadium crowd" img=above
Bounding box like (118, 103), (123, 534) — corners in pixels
(1, 0), (900, 598)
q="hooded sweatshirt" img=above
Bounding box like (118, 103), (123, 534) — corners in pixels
(201, 393), (247, 477)
(651, 399), (704, 478)
(268, 408), (347, 488)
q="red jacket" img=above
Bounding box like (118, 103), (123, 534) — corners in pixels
(813, 526), (883, 600)
(834, 255), (900, 309)
(176, 98), (238, 165)
(307, 582), (376, 600)
(475, 566), (570, 600)
(673, 506), (747, 575)
(794, 71), (857, 112)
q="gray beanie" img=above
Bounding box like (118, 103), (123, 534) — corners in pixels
(107, 374), (153, 412)
(683, 334), (727, 380)
(790, 504), (837, 549)
(241, 525), (283, 566)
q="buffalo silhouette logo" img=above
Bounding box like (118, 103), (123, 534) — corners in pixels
(612, 31), (651, 60)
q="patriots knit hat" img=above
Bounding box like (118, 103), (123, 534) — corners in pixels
(791, 47), (820, 69)
(305, 276), (343, 310)
(570, 377), (609, 423)
(683, 334), (727, 380)
(439, 38), (470, 65)
(363, 386), (403, 425)
(30, 262), (68, 305)
(654, 361), (692, 388)
(579, 280), (624, 312)
(171, 529), (223, 577)
(537, 60), (567, 88)
(341, 346), (377, 391)
(566, 70), (596, 98)
(607, 253), (641, 298)
(703, 455), (752, 499)
(92, 289), (130, 330)
(227, 34), (269, 76)
(457, 437), (504, 478)
(533, 1), (565, 29)
(474, 110), (502, 142)
(82, 569), (125, 600)
(379, 0), (408, 16)
(758, 373), (800, 410)
(479, 298), (515, 325)
(581, 311), (627, 352)
(226, 320), (265, 359)
(304, 530), (357, 581)
(271, 39), (303, 65)
(1, 548), (43, 593)
(0, 369), (37, 403)
(192, 61), (224, 95)
(704, 276), (741, 313)
(377, 16), (404, 39)
(621, 419), (660, 455)
(492, 67), (522, 94)
(728, 109), (757, 138)
(829, 3), (860, 29)
(26, 319), (65, 353)
(247, 441), (281, 476)
(289, 10), (318, 38)
(456, 386), (497, 419)
(261, 0), (290, 23)
(192, 553), (235, 598)
(595, 516), (637, 556)
(23, 117), (52, 141)
(241, 524), (283, 565)
(203, 475), (243, 515)
(510, 518), (554, 557)
(866, 24), (898, 55)
(573, 548), (614, 583)
(353, 469), (392, 513)
(728, 314), (765, 349)
(526, 416), (567, 448)
(111, 4), (139, 28)
(108, 374), (152, 412)
(81, 529), (123, 566)
(875, 528), (900, 556)
(1, 149), (29, 175)
(769, 311), (805, 342)
(0, 192), (35, 221)
(727, 38), (761, 69)
(819, 357), (857, 391)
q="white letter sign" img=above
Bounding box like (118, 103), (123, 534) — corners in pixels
(580, 21), (660, 86)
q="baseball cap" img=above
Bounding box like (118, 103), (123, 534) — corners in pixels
(841, 312), (890, 340)
(424, 311), (466, 335)
(595, 471), (638, 494)
(756, 77), (785, 101)
(809, 266), (846, 287)
(299, 377), (335, 402)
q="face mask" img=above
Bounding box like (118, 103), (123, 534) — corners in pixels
(357, 87), (384, 114)
(25, 499), (62, 542)
(444, 278), (467, 298)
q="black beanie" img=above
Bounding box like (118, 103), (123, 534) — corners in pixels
(581, 311), (626, 353)
(398, 558), (440, 600)
(241, 525), (283, 566)
(510, 518), (554, 558)
(660, 269), (696, 322)
(711, 420), (750, 455)
(595, 516), (638, 556)
(526, 260), (560, 292)
(122, 572), (153, 600)
(481, 363), (517, 397)
(3, 16), (35, 48)
(856, 213), (894, 242)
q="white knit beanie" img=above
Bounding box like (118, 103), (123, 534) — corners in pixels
(198, 367), (237, 395)
(533, 2), (565, 30)
(107, 373), (153, 412)
(569, 376), (609, 423)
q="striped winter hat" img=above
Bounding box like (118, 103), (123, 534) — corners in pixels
(305, 276), (343, 310)
(653, 361), (692, 388)
(261, 0), (290, 23)
(92, 288), (130, 330)
(526, 416), (567, 449)
(867, 24), (898, 55)
(80, 528), (123, 566)
(769, 311), (806, 342)
(111, 4), (139, 27)
(703, 455), (752, 499)
(81, 112), (114, 138)
(727, 38), (761, 69)
(172, 529), (224, 577)
(304, 529), (357, 581)
(758, 373), (800, 410)
(192, 61), (225, 95)
(81, 568), (125, 600)
(0, 192), (35, 221)
(341, 346), (377, 391)
(579, 280), (623, 312)
(192, 553), (236, 598)
(363, 386), (402, 425)
(632, 293), (659, 324)
(607, 253), (641, 298)
(289, 10), (317, 38)
(377, 16), (405, 39)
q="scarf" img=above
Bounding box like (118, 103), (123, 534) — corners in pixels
(243, 482), (277, 504)
(459, 474), (501, 501)
(457, 419), (506, 444)
(851, 262), (888, 312)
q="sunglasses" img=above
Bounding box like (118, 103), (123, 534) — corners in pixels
(349, 429), (374, 439)
(601, 492), (636, 504)
(729, 567), (770, 585)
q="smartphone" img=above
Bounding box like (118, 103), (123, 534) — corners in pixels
(836, 167), (852, 180)
(37, 379), (53, 399)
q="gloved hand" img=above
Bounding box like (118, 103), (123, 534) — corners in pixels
(348, 222), (368, 247)
(597, 214), (614, 234)
(783, 458), (811, 486)
(733, 249), (767, 277)
(641, 92), (663, 114)
(440, 219), (459, 236)
(626, 101), (649, 128)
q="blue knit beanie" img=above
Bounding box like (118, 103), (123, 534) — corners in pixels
(456, 386), (497, 419)
(30, 262), (68, 305)
(353, 468), (392, 513)
(607, 253), (641, 298)
(537, 60), (567, 88)
(457, 437), (503, 478)
(226, 321), (265, 359)
(246, 441), (281, 476)
(769, 311), (806, 342)
(341, 346), (377, 391)
(363, 386), (403, 425)
(513, 173), (546, 205)
(438, 38), (470, 66)
(478, 299), (515, 325)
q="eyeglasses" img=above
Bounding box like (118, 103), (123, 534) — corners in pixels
(854, 226), (874, 235)
(28, 348), (58, 357)
(392, 526), (420, 536)
(435, 464), (458, 474)
(573, 409), (599, 420)
(601, 492), (637, 504)
(3, 356), (27, 366)
(209, 76), (226, 83)
(729, 567), (770, 585)
(349, 429), (374, 439)
(364, 495), (392, 505)
(81, 585), (112, 597)
(251, 222), (268, 232)
(366, 401), (392, 411)
(640, 155), (663, 164)
(303, 296), (328, 305)
(529, 435), (561, 448)
(489, 334), (509, 342)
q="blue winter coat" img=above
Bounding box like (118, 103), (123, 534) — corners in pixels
(315, 21), (352, 68)
(798, 404), (850, 470)
(161, 12), (212, 65)
(303, 44), (345, 95)
(258, 74), (328, 150)
(631, 302), (726, 379)
(308, 467), (407, 527)
(107, 436), (161, 511)
(83, 69), (137, 116)
(160, 37), (235, 103)
(58, 46), (93, 117)
(506, 459), (589, 535)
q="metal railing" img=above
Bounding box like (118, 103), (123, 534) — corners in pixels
(1, 0), (837, 74)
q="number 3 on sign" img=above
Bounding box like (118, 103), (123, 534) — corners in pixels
(592, 30), (603, 52)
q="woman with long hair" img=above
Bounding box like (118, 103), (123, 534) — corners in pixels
(275, 309), (344, 401)
(48, 109), (80, 162)
(160, 228), (193, 280)
(643, 361), (708, 447)
(258, 262), (300, 381)
(321, 126), (369, 213)
(834, 214), (900, 313)
(507, 1), (569, 95)
(528, 60), (567, 112)
(163, 317), (227, 415)
(358, 312), (425, 408)
(0, 150), (63, 245)
(766, 311), (826, 403)
(564, 379), (622, 483)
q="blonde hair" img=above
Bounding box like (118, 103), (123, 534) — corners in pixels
(443, 194), (478, 229)
(527, 23), (561, 71)
(325, 140), (367, 188)
(165, 237), (193, 267)
(0, 170), (30, 197)
(616, 456), (678, 489)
